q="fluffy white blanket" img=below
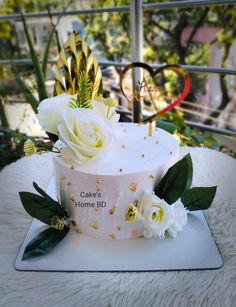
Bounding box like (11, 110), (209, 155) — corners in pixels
(0, 147), (236, 307)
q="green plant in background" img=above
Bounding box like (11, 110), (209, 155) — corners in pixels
(0, 127), (53, 170)
(155, 111), (236, 158)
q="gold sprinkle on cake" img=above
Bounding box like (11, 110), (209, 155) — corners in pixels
(109, 234), (116, 240)
(109, 204), (116, 215)
(132, 229), (139, 237)
(129, 182), (138, 192)
(89, 220), (99, 229)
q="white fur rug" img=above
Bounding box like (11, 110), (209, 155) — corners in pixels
(0, 147), (236, 307)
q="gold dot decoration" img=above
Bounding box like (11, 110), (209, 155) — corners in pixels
(149, 174), (154, 179)
(70, 197), (75, 203)
(129, 182), (138, 192)
(76, 227), (82, 233)
(95, 187), (100, 193)
(117, 226), (122, 231)
(89, 220), (99, 229)
(97, 179), (102, 184)
(70, 220), (77, 227)
(70, 165), (74, 170)
(132, 229), (139, 237)
(94, 208), (100, 212)
(109, 234), (116, 240)
(67, 182), (71, 186)
(109, 204), (116, 215)
(60, 175), (66, 181)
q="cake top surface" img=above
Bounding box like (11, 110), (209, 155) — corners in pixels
(55, 122), (179, 176)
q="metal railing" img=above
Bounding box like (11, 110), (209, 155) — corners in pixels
(0, 0), (236, 135)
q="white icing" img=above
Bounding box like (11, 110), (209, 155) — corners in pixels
(53, 122), (179, 240)
(55, 123), (179, 175)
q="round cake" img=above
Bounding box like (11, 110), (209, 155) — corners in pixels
(53, 122), (179, 240)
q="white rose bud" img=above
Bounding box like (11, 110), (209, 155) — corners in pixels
(37, 94), (76, 135)
(91, 98), (120, 124)
(139, 191), (173, 239)
(58, 108), (113, 165)
(167, 201), (188, 238)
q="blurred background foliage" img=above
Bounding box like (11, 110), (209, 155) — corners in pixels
(0, 0), (236, 170)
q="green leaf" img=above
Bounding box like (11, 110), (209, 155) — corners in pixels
(11, 61), (39, 112)
(33, 182), (68, 217)
(181, 186), (217, 211)
(69, 72), (92, 109)
(154, 154), (193, 204)
(22, 226), (70, 260)
(21, 13), (48, 101)
(156, 119), (179, 133)
(19, 183), (67, 225)
(19, 192), (56, 225)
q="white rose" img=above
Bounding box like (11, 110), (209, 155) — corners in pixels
(37, 94), (76, 135)
(91, 99), (120, 124)
(57, 108), (113, 165)
(139, 191), (173, 239)
(167, 201), (188, 238)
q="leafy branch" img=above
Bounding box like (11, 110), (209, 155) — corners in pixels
(155, 154), (217, 211)
(19, 182), (70, 260)
(68, 72), (92, 109)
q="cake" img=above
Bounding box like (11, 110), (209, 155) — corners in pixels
(18, 33), (218, 260)
(53, 122), (179, 240)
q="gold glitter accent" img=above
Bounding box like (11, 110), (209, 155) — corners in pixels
(117, 226), (122, 231)
(89, 220), (99, 229)
(149, 174), (154, 179)
(70, 165), (74, 170)
(141, 154), (145, 158)
(70, 220), (77, 227)
(132, 229), (139, 237)
(67, 182), (71, 186)
(119, 168), (123, 172)
(96, 187), (100, 192)
(125, 203), (139, 222)
(122, 144), (125, 149)
(76, 227), (81, 233)
(144, 136), (147, 140)
(148, 121), (153, 137)
(60, 176), (66, 181)
(129, 182), (138, 192)
(109, 204), (116, 215)
(97, 179), (102, 184)
(109, 234), (116, 240)
(95, 207), (100, 212)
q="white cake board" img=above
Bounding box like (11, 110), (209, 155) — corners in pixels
(15, 178), (222, 272)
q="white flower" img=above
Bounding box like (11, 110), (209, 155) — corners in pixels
(139, 191), (173, 239)
(57, 108), (113, 165)
(167, 200), (188, 238)
(91, 99), (120, 124)
(37, 94), (76, 135)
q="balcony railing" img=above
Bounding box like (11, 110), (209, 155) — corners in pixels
(0, 0), (236, 136)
